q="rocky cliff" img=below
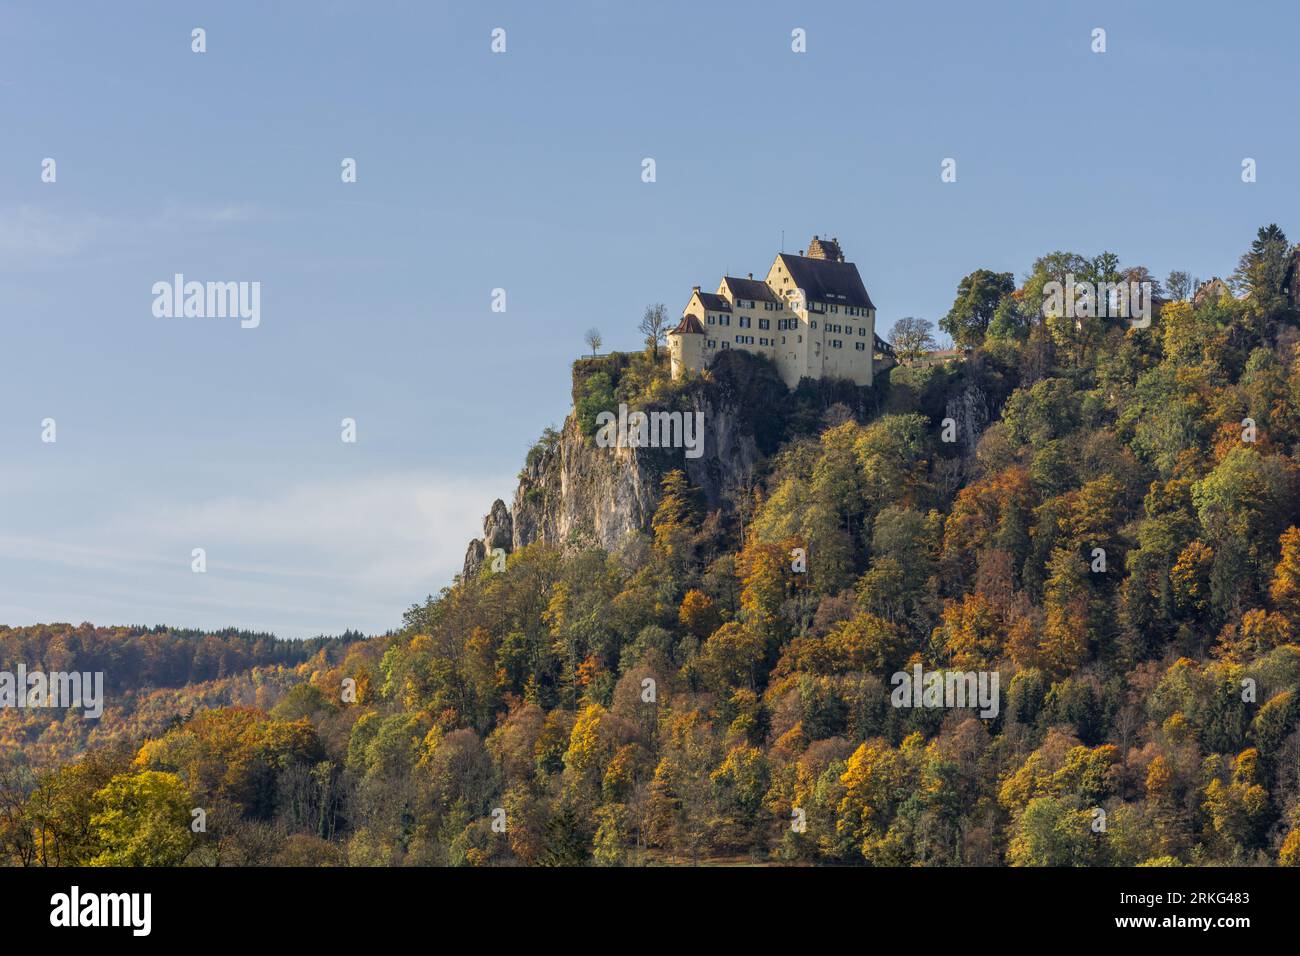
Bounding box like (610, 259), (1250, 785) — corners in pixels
(461, 355), (776, 577)
(944, 380), (990, 456)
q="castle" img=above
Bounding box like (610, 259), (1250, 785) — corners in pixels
(667, 235), (890, 389)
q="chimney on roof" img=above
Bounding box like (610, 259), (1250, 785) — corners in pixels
(747, 272), (753, 279)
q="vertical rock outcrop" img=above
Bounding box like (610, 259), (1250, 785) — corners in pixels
(484, 499), (513, 552)
(944, 382), (989, 457)
(461, 538), (487, 579)
(462, 498), (515, 579)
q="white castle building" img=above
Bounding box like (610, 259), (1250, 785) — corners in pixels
(667, 235), (890, 389)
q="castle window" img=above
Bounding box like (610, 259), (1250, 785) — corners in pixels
(707, 339), (716, 348)
(740, 316), (751, 328)
(707, 315), (715, 325)
(810, 321), (817, 329)
(720, 341), (730, 349)
(759, 318), (769, 330)
(855, 341), (866, 351)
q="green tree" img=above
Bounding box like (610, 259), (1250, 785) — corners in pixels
(1007, 796), (1096, 866)
(941, 269), (1015, 348)
(1165, 269), (1192, 301)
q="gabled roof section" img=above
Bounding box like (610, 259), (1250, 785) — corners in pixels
(778, 253), (875, 310)
(806, 236), (844, 262)
(1193, 277), (1232, 306)
(722, 276), (778, 302)
(696, 291), (731, 312)
(670, 313), (706, 335)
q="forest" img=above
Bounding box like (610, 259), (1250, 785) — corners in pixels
(3, 224), (1300, 867)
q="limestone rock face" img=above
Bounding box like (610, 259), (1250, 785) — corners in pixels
(462, 498), (515, 579)
(464, 382), (762, 565)
(944, 382), (989, 456)
(483, 499), (513, 552)
(680, 390), (761, 513)
(511, 412), (664, 553)
(461, 538), (487, 579)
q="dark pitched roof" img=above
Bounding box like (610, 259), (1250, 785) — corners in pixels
(670, 313), (706, 335)
(722, 276), (778, 302)
(695, 291), (731, 312)
(778, 254), (875, 310)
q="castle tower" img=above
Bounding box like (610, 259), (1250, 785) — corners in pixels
(667, 311), (706, 379)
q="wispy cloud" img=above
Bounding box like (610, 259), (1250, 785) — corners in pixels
(0, 470), (509, 638)
(0, 204), (109, 258)
(151, 202), (267, 228)
(0, 201), (270, 266)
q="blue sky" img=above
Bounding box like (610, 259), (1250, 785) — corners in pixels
(1, 1), (1296, 638)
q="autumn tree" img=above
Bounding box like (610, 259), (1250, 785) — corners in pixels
(678, 589), (721, 640)
(1269, 526), (1300, 627)
(89, 771), (194, 867)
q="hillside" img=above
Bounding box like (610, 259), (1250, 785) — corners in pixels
(5, 226), (1300, 867)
